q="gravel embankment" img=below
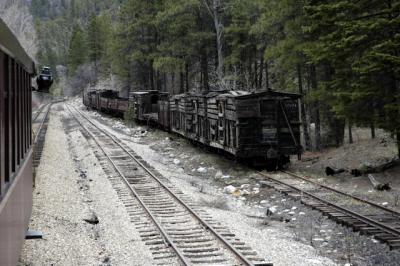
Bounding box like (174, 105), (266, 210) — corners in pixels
(19, 103), (154, 266)
(71, 100), (337, 266)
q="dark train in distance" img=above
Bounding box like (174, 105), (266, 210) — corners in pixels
(35, 66), (53, 93)
(0, 18), (35, 266)
(84, 88), (302, 169)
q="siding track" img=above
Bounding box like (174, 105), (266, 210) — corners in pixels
(258, 170), (400, 250)
(66, 104), (271, 266)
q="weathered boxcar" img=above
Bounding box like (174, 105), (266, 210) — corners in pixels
(83, 88), (302, 168)
(170, 94), (196, 138)
(191, 93), (209, 144)
(209, 90), (301, 166)
(130, 90), (160, 122)
(0, 18), (36, 266)
(98, 90), (128, 116)
(157, 92), (170, 130)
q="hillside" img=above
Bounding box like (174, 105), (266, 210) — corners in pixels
(0, 0), (37, 60)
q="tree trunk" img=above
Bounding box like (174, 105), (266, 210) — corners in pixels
(310, 64), (321, 150)
(180, 71), (184, 94)
(185, 63), (189, 92)
(201, 48), (209, 92)
(171, 72), (175, 94)
(397, 132), (400, 159)
(254, 49), (258, 90)
(258, 55), (264, 90)
(150, 65), (154, 91)
(315, 105), (322, 150)
(213, 0), (224, 81)
(348, 122), (353, 144)
(265, 60), (269, 90)
(203, 0), (224, 81)
(371, 123), (376, 139)
(163, 73), (167, 92)
(297, 64), (311, 150)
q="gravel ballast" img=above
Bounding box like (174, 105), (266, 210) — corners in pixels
(19, 104), (154, 266)
(69, 100), (337, 266)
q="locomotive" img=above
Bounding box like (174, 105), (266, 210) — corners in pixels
(36, 66), (53, 93)
(83, 88), (302, 169)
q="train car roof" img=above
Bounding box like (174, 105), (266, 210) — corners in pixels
(131, 90), (159, 95)
(0, 18), (35, 74)
(216, 89), (301, 99)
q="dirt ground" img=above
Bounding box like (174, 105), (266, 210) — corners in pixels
(291, 129), (400, 212)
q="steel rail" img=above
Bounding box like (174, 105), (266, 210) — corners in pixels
(67, 104), (258, 266)
(65, 104), (191, 265)
(258, 171), (400, 238)
(281, 170), (400, 217)
(32, 103), (47, 123)
(34, 103), (52, 144)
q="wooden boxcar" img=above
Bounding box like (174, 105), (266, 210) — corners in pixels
(208, 90), (301, 165)
(0, 18), (36, 266)
(83, 88), (100, 110)
(157, 93), (170, 130)
(187, 93), (209, 144)
(130, 90), (160, 122)
(83, 88), (302, 167)
(170, 94), (195, 138)
(99, 90), (128, 116)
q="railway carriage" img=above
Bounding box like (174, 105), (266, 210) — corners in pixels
(170, 93), (194, 138)
(83, 88), (302, 168)
(157, 93), (170, 130)
(130, 90), (162, 123)
(187, 93), (209, 144)
(211, 90), (301, 166)
(0, 18), (36, 266)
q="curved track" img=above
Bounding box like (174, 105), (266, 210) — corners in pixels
(66, 104), (271, 266)
(32, 103), (47, 124)
(258, 170), (400, 250)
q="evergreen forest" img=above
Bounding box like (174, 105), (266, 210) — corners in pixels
(30, 0), (400, 154)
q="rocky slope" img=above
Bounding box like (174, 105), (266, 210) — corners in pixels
(0, 0), (38, 61)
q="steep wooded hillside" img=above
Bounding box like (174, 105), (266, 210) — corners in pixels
(0, 0), (38, 60)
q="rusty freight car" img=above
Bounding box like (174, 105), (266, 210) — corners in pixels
(0, 18), (36, 266)
(130, 90), (165, 124)
(207, 90), (302, 167)
(83, 88), (302, 168)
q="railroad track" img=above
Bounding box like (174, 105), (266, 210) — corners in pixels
(66, 103), (271, 266)
(258, 170), (400, 250)
(32, 103), (47, 123)
(33, 103), (52, 167)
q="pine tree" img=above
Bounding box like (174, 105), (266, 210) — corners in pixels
(87, 14), (113, 80)
(304, 0), (400, 153)
(67, 24), (87, 74)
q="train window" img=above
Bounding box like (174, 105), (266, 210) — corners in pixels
(17, 65), (21, 164)
(3, 54), (10, 183)
(11, 59), (16, 172)
(0, 52), (4, 192)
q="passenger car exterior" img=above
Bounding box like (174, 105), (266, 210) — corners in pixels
(0, 18), (35, 266)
